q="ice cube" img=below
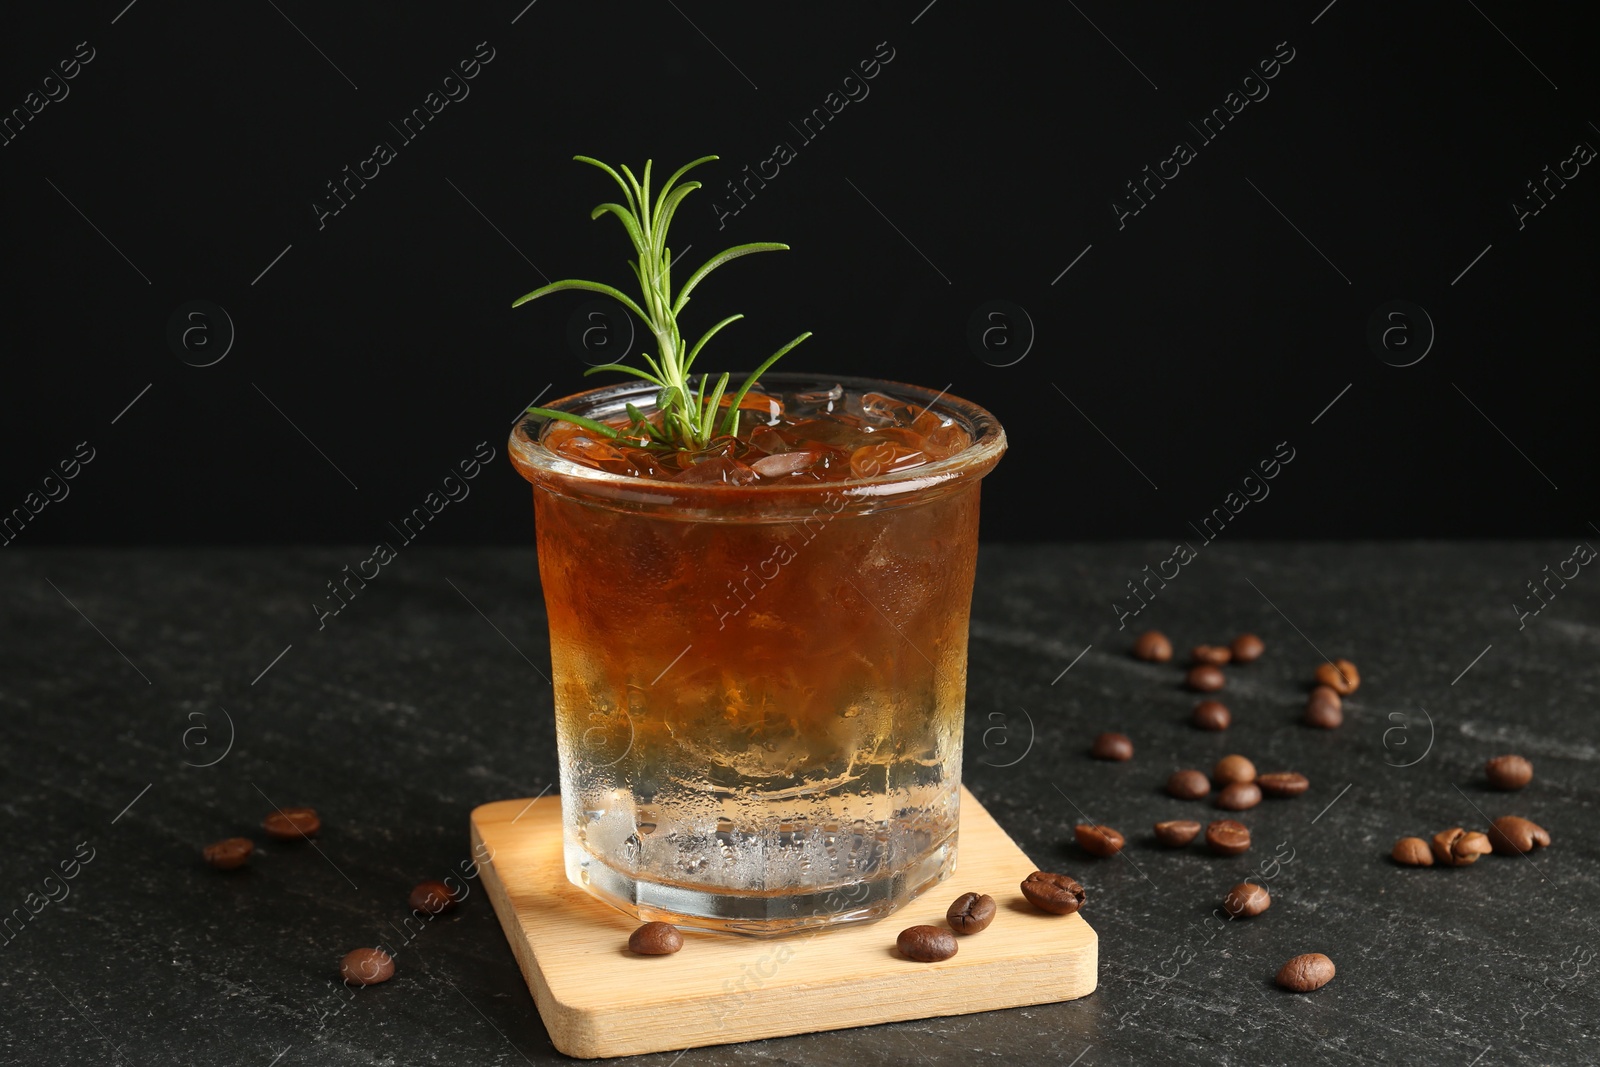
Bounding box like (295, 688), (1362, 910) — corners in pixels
(553, 433), (629, 471)
(859, 391), (918, 426)
(718, 390), (785, 425)
(751, 449), (827, 479)
(849, 442), (929, 478)
(747, 426), (790, 455)
(787, 383), (843, 417)
(920, 423), (971, 460)
(676, 455), (760, 484)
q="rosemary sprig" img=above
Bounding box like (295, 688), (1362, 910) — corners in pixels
(513, 155), (812, 451)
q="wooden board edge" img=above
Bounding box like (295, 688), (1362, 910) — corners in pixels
(569, 928), (1099, 1058)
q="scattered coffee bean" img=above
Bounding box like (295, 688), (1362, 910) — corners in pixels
(628, 921), (684, 955)
(1391, 837), (1434, 866)
(1091, 732), (1134, 761)
(409, 880), (458, 916)
(1192, 644), (1233, 667)
(897, 925), (958, 962)
(1167, 769), (1211, 800)
(946, 892), (997, 934)
(1215, 782), (1262, 811)
(1075, 823), (1126, 857)
(1212, 754), (1256, 786)
(1154, 819), (1202, 847)
(1485, 754), (1533, 790)
(1222, 882), (1271, 918)
(202, 837), (253, 871)
(1430, 827), (1493, 867)
(1206, 820), (1252, 855)
(340, 948), (395, 986)
(1314, 658), (1360, 695)
(1133, 630), (1173, 663)
(1186, 665), (1226, 692)
(1257, 772), (1310, 798)
(1303, 697), (1343, 729)
(1487, 816), (1550, 855)
(1230, 633), (1265, 664)
(1307, 685), (1342, 712)
(1021, 870), (1087, 915)
(262, 806), (320, 841)
(1276, 953), (1335, 992)
(1192, 700), (1232, 731)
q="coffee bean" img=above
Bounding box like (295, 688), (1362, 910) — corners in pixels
(1133, 630), (1173, 663)
(1276, 953), (1335, 992)
(1192, 700), (1231, 731)
(262, 806), (320, 841)
(1206, 820), (1251, 855)
(1020, 870), (1086, 915)
(340, 948), (395, 986)
(202, 837), (253, 871)
(1167, 769), (1211, 800)
(1154, 819), (1202, 847)
(1186, 665), (1226, 692)
(1230, 633), (1265, 664)
(1307, 685), (1342, 712)
(1485, 754), (1533, 790)
(1314, 658), (1360, 695)
(1192, 644), (1232, 666)
(1091, 732), (1134, 761)
(1075, 823), (1126, 857)
(1487, 816), (1550, 855)
(409, 880), (458, 916)
(1222, 882), (1271, 918)
(1303, 696), (1343, 729)
(1391, 837), (1433, 865)
(1430, 827), (1493, 867)
(946, 892), (997, 934)
(628, 921), (684, 955)
(1212, 754), (1256, 786)
(1257, 772), (1310, 798)
(897, 925), (958, 962)
(1215, 782), (1262, 811)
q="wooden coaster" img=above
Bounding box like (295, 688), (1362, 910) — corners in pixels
(471, 785), (1097, 1059)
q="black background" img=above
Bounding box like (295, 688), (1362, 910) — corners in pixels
(2, 1), (1595, 545)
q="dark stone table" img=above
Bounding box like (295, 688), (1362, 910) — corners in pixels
(3, 544), (1595, 1065)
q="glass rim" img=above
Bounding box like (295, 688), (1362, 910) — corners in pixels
(507, 372), (1006, 517)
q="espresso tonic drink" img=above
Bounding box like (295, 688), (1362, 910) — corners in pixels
(510, 374), (1004, 934)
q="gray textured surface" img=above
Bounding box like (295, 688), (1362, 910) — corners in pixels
(1, 543), (1596, 1065)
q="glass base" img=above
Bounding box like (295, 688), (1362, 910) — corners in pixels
(565, 832), (958, 937)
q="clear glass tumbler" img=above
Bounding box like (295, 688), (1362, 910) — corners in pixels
(508, 374), (1005, 935)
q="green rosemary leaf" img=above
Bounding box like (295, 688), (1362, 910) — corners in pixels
(572, 156), (638, 219)
(719, 332), (812, 436)
(672, 243), (789, 316)
(581, 362), (660, 383)
(511, 278), (649, 325)
(653, 183), (700, 259)
(702, 371), (731, 441)
(526, 406), (621, 439)
(590, 202), (647, 254)
(683, 314), (744, 377)
(653, 156), (716, 231)
(618, 164), (647, 223)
